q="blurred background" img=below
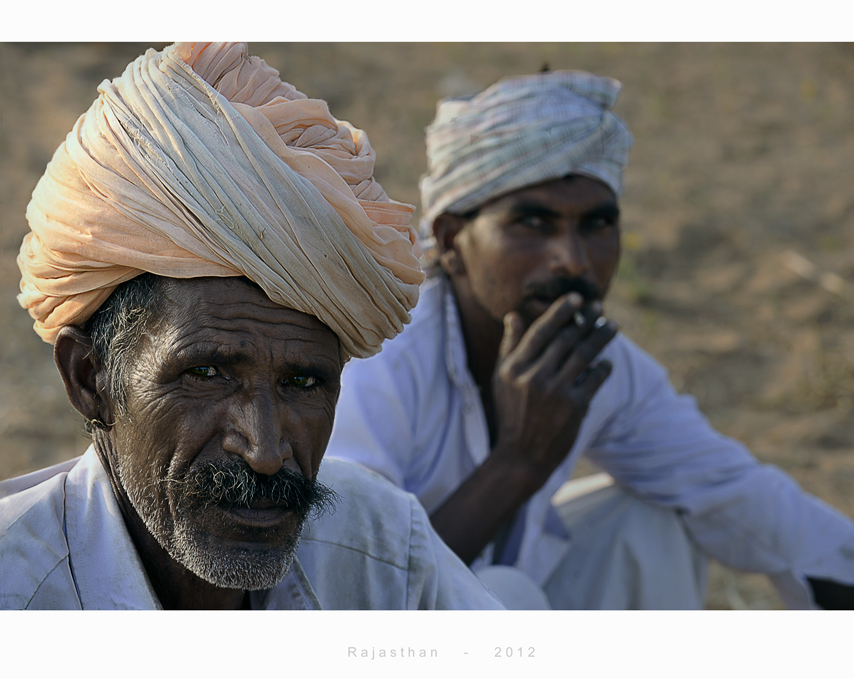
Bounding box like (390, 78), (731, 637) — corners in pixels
(2, 42), (853, 609)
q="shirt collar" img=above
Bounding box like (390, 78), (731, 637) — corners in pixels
(440, 275), (474, 391)
(64, 446), (321, 609)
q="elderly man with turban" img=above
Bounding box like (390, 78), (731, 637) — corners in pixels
(327, 71), (854, 609)
(0, 43), (504, 610)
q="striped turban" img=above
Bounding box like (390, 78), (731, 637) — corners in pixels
(419, 70), (634, 225)
(18, 42), (424, 359)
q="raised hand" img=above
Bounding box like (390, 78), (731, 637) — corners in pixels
(429, 291), (618, 564)
(490, 291), (618, 485)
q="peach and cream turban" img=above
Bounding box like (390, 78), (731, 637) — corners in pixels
(419, 70), (634, 225)
(18, 42), (424, 359)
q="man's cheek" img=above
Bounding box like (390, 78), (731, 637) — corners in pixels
(132, 386), (219, 436)
(125, 380), (180, 423)
(298, 406), (337, 477)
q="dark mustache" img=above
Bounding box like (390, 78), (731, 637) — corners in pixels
(171, 458), (338, 520)
(521, 276), (602, 304)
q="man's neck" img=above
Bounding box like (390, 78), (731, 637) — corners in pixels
(127, 516), (249, 610)
(94, 440), (248, 610)
(447, 279), (504, 442)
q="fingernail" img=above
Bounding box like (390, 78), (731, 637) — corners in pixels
(573, 311), (586, 326)
(567, 292), (583, 307)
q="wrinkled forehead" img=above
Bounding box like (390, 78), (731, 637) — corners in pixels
(154, 277), (341, 357)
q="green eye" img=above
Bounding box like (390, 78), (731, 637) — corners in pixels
(187, 366), (218, 377)
(286, 375), (317, 388)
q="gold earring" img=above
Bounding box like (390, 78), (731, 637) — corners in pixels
(90, 417), (114, 431)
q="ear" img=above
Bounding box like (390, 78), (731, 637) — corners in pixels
(54, 326), (113, 425)
(432, 213), (468, 278)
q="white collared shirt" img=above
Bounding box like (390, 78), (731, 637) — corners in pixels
(327, 275), (854, 609)
(0, 447), (503, 610)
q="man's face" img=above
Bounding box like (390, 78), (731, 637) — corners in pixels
(450, 175), (621, 328)
(110, 277), (342, 590)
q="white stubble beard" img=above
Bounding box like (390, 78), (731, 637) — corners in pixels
(116, 457), (303, 591)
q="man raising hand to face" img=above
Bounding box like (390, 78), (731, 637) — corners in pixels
(328, 70), (854, 610)
(429, 175), (620, 566)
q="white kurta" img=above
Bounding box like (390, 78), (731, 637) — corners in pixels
(0, 447), (503, 610)
(326, 275), (854, 609)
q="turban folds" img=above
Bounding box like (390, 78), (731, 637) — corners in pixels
(18, 42), (424, 359)
(419, 70), (634, 225)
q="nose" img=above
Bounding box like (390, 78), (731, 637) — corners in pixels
(548, 230), (591, 278)
(221, 385), (292, 476)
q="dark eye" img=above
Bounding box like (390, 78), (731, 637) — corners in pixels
(186, 366), (219, 378)
(518, 215), (549, 231)
(582, 215), (617, 234)
(283, 374), (318, 389)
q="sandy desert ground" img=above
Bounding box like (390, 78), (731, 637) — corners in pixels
(1, 42), (853, 609)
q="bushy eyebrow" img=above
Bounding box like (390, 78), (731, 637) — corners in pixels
(582, 202), (621, 221)
(502, 201), (562, 219)
(500, 198), (620, 221)
(172, 345), (251, 368)
(167, 342), (341, 381)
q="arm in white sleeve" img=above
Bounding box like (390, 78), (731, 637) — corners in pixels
(585, 335), (854, 608)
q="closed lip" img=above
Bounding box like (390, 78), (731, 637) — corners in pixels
(223, 503), (293, 528)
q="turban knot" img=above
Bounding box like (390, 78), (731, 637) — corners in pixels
(18, 42), (424, 359)
(419, 70), (633, 225)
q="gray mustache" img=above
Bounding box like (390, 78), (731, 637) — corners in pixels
(171, 458), (338, 520)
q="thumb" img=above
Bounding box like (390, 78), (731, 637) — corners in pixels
(499, 311), (525, 359)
